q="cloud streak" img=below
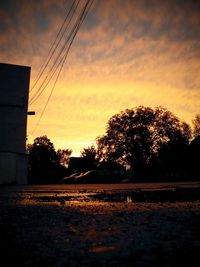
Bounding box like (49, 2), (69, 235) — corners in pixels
(0, 0), (200, 154)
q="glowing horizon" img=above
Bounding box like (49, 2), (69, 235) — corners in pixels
(1, 0), (200, 155)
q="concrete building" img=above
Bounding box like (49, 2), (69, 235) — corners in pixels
(0, 63), (31, 184)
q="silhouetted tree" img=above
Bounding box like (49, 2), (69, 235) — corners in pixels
(57, 149), (72, 167)
(193, 114), (200, 138)
(80, 145), (97, 170)
(186, 115), (200, 180)
(27, 136), (61, 183)
(186, 136), (200, 180)
(96, 106), (191, 180)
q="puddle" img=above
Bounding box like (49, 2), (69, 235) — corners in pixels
(87, 188), (200, 203)
(1, 185), (200, 205)
(92, 245), (116, 253)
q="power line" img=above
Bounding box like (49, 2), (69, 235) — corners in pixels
(30, 0), (80, 92)
(29, 0), (80, 98)
(30, 0), (94, 135)
(29, 3), (79, 105)
(29, 0), (83, 106)
(31, 0), (93, 134)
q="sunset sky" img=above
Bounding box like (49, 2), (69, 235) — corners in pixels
(0, 0), (200, 155)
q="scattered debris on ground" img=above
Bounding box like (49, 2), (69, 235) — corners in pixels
(0, 183), (200, 267)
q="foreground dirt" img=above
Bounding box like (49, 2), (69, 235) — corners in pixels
(0, 184), (200, 267)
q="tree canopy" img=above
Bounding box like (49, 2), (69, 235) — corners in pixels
(193, 114), (200, 138)
(96, 106), (191, 179)
(27, 136), (70, 183)
(80, 145), (97, 170)
(27, 107), (199, 184)
(57, 149), (72, 167)
(28, 136), (58, 168)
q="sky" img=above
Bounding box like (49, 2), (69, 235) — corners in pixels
(0, 0), (200, 155)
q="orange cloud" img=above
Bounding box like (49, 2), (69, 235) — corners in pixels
(0, 0), (200, 154)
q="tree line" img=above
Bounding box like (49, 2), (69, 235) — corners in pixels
(27, 106), (200, 184)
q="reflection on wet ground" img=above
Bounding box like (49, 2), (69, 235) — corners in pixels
(0, 182), (200, 205)
(0, 182), (200, 267)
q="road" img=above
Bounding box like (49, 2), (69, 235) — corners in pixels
(0, 181), (200, 267)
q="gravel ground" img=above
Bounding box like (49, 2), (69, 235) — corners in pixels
(0, 184), (200, 267)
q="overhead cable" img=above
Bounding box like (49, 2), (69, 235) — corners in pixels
(30, 0), (94, 134)
(29, 0), (81, 102)
(30, 0), (78, 93)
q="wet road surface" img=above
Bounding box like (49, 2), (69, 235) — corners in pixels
(0, 182), (200, 267)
